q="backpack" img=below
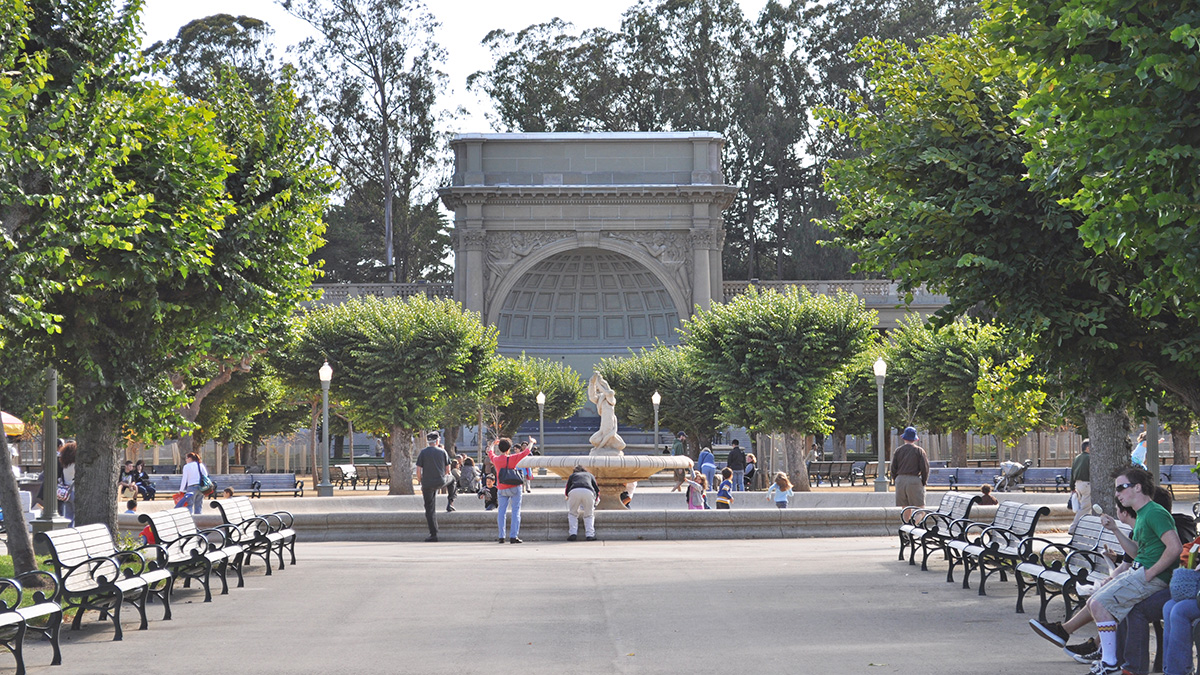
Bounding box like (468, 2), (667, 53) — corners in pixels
(1174, 512), (1197, 544)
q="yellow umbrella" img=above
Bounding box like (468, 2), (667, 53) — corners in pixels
(2, 411), (24, 436)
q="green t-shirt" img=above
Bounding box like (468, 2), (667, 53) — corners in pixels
(1132, 500), (1178, 583)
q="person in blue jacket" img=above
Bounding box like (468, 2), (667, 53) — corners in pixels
(698, 446), (717, 492)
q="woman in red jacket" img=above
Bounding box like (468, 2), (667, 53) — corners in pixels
(487, 437), (532, 543)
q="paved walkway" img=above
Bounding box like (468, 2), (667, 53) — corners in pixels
(28, 536), (1092, 674)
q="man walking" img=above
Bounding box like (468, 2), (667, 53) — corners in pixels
(565, 465), (600, 541)
(726, 439), (747, 492)
(415, 432), (456, 542)
(891, 427), (929, 508)
(1069, 439), (1091, 534)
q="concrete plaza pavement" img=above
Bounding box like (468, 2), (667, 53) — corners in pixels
(25, 535), (1089, 675)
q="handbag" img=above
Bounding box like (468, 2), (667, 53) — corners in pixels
(199, 466), (216, 497)
(497, 465), (525, 486)
(1170, 566), (1200, 602)
(55, 483), (73, 502)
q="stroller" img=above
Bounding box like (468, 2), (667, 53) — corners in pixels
(993, 459), (1033, 492)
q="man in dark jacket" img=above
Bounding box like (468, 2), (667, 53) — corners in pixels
(415, 432), (455, 542)
(891, 427), (929, 508)
(565, 466), (600, 541)
(726, 439), (747, 492)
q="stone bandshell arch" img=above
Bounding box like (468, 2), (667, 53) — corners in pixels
(486, 238), (691, 334)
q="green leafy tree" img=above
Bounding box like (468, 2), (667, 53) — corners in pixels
(971, 355), (1048, 452)
(818, 30), (1194, 511)
(144, 14), (278, 105)
(485, 355), (585, 441)
(599, 344), (725, 459)
(988, 0), (1200, 335)
(284, 0), (452, 283)
(828, 352), (883, 461)
(0, 0), (332, 535)
(1158, 395), (1195, 466)
(684, 287), (877, 490)
(276, 295), (497, 495)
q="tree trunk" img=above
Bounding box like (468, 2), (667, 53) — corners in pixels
(0, 394), (36, 574)
(1084, 405), (1132, 517)
(950, 429), (968, 467)
(831, 429), (847, 461)
(1172, 427), (1192, 465)
(71, 379), (122, 533)
(443, 422), (461, 457)
(387, 426), (415, 495)
(785, 430), (812, 492)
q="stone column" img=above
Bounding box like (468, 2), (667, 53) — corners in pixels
(691, 229), (712, 312)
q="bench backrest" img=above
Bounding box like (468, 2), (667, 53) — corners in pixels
(218, 475), (256, 492)
(927, 468), (959, 485)
(1162, 465), (1198, 483)
(40, 523), (116, 568)
(930, 492), (958, 516)
(1023, 467), (1069, 484)
(1009, 503), (1051, 537)
(1067, 515), (1107, 550)
(37, 524), (120, 593)
(140, 507), (199, 542)
(956, 467), (1001, 490)
(254, 474), (298, 488)
(212, 496), (258, 525)
(989, 501), (1023, 531)
(945, 493), (978, 520)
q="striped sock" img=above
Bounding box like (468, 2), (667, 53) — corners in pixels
(1097, 620), (1118, 666)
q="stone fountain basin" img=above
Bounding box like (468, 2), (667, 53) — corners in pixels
(519, 455), (694, 510)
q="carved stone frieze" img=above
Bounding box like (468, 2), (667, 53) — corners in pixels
(604, 230), (694, 303)
(457, 229), (487, 250)
(484, 230), (573, 299)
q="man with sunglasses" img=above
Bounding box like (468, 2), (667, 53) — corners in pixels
(1030, 466), (1182, 675)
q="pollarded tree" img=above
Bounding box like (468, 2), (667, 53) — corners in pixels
(277, 295), (497, 495)
(599, 344), (725, 460)
(827, 351), (883, 461)
(487, 355), (585, 442)
(971, 355), (1047, 457)
(684, 287), (877, 490)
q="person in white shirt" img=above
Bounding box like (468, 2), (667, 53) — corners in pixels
(179, 452), (207, 514)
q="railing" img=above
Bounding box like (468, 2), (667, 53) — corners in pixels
(310, 283), (453, 306)
(722, 280), (948, 306)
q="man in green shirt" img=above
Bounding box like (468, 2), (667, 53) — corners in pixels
(1069, 439), (1091, 534)
(1030, 466), (1181, 675)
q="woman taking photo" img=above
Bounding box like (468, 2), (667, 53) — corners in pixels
(487, 438), (532, 543)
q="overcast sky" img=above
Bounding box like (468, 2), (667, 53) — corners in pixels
(139, 0), (769, 133)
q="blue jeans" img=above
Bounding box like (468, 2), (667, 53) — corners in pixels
(497, 487), (522, 539)
(1117, 587), (1169, 675)
(731, 469), (745, 491)
(701, 465), (716, 491)
(184, 484), (203, 514)
(1163, 596), (1200, 675)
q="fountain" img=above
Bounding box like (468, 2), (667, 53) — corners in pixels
(518, 373), (694, 509)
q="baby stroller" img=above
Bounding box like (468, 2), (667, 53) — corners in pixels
(993, 459), (1032, 492)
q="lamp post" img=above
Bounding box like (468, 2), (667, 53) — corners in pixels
(536, 391), (546, 453)
(651, 391), (661, 452)
(33, 367), (68, 546)
(873, 358), (888, 493)
(317, 361), (333, 497)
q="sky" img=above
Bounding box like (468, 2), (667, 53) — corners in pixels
(139, 0), (769, 133)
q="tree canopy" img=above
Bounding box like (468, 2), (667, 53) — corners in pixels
(276, 295), (497, 494)
(684, 287), (877, 489)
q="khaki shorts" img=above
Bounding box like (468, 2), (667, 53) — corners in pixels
(1090, 565), (1168, 623)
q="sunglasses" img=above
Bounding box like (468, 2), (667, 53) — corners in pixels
(1115, 482), (1135, 493)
